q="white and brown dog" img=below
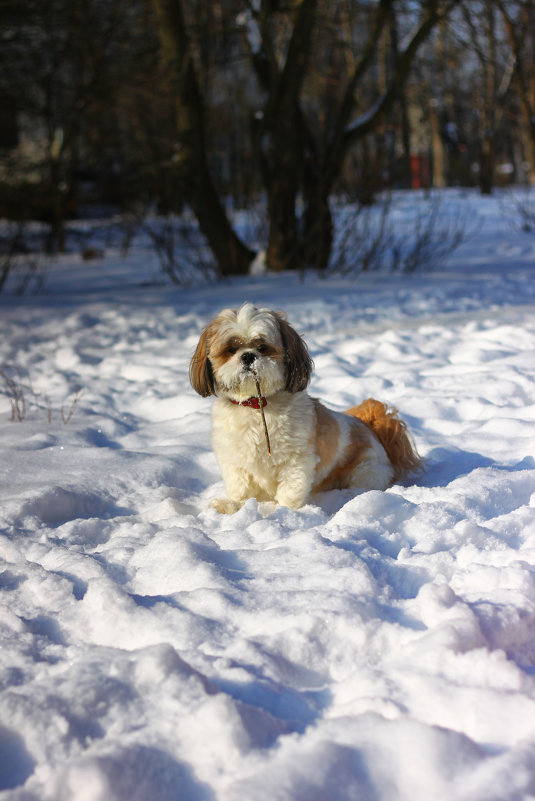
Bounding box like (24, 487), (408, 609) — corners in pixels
(190, 303), (421, 513)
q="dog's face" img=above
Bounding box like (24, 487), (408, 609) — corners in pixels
(190, 303), (313, 401)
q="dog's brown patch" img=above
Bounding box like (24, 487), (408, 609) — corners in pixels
(190, 323), (216, 396)
(210, 336), (244, 369)
(210, 336), (281, 371)
(274, 312), (313, 393)
(313, 408), (371, 492)
(313, 400), (340, 476)
(346, 399), (421, 481)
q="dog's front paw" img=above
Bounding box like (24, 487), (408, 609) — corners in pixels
(210, 497), (243, 514)
(275, 470), (312, 510)
(275, 489), (307, 511)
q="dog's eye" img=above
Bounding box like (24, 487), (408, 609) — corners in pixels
(226, 345), (238, 355)
(257, 343), (268, 354)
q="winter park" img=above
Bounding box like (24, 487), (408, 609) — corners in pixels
(1, 2), (535, 800)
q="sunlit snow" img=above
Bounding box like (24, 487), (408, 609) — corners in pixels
(1, 190), (534, 801)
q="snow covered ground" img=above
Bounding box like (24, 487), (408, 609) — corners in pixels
(0, 189), (534, 800)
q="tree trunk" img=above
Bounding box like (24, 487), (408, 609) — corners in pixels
(430, 99), (446, 188)
(259, 0), (318, 271)
(461, 1), (497, 195)
(497, 0), (535, 185)
(302, 2), (455, 268)
(302, 184), (333, 272)
(48, 156), (66, 253)
(522, 125), (535, 186)
(266, 177), (300, 272)
(479, 131), (495, 194)
(389, 10), (412, 189)
(430, 21), (446, 189)
(480, 3), (496, 194)
(153, 0), (254, 276)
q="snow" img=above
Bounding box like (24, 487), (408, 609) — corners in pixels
(0, 189), (535, 800)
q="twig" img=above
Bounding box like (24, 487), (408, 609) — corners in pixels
(61, 386), (83, 424)
(0, 368), (26, 421)
(252, 372), (271, 456)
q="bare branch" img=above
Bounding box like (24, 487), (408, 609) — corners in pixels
(342, 2), (461, 149)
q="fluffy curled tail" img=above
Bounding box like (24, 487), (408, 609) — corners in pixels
(346, 399), (422, 483)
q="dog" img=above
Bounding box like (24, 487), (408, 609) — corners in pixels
(190, 303), (421, 513)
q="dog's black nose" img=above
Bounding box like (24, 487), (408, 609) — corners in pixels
(241, 351), (257, 368)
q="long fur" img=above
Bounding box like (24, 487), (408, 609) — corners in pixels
(346, 399), (422, 482)
(190, 303), (421, 512)
(190, 324), (216, 397)
(275, 312), (314, 392)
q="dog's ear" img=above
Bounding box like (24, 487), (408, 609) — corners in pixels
(190, 325), (215, 397)
(275, 312), (314, 393)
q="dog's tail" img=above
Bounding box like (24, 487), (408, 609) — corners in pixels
(345, 399), (422, 482)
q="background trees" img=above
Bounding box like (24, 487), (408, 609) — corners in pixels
(496, 0), (535, 185)
(0, 0), (533, 272)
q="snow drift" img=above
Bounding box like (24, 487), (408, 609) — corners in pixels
(0, 190), (534, 800)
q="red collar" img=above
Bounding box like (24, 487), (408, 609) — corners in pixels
(230, 396), (267, 409)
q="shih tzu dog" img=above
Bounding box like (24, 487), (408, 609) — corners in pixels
(190, 303), (421, 513)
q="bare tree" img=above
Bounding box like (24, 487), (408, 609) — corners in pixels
(460, 1), (505, 194)
(496, 0), (535, 185)
(244, 0), (460, 271)
(251, 0), (319, 272)
(3, 0), (501, 280)
(0, 0), (139, 251)
(153, 0), (255, 276)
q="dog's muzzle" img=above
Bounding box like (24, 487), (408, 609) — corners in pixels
(241, 351), (257, 369)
